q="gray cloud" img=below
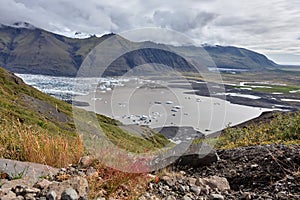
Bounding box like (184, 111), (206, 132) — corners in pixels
(152, 10), (217, 32)
(0, 0), (299, 64)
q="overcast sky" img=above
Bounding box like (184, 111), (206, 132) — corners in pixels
(1, 0), (300, 65)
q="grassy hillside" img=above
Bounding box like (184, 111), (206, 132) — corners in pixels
(0, 67), (169, 167)
(215, 111), (300, 149)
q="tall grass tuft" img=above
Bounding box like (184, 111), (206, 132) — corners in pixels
(0, 119), (83, 168)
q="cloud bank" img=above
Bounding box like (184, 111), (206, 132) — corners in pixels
(0, 0), (299, 64)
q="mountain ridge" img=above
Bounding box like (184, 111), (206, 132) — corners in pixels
(0, 23), (278, 77)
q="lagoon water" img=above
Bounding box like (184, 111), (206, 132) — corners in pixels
(17, 74), (273, 134)
(73, 79), (272, 134)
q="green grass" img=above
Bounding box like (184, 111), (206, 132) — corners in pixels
(0, 67), (170, 166)
(10, 164), (29, 180)
(219, 70), (300, 86)
(100, 122), (169, 153)
(252, 85), (300, 94)
(279, 67), (300, 72)
(214, 111), (300, 149)
(0, 67), (75, 136)
(193, 111), (300, 149)
(234, 84), (300, 94)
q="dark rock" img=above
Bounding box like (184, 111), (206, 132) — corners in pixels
(151, 142), (218, 170)
(155, 126), (205, 140)
(13, 185), (26, 196)
(61, 188), (79, 200)
(14, 196), (25, 200)
(70, 101), (90, 107)
(0, 172), (11, 180)
(175, 143), (219, 168)
(46, 190), (57, 200)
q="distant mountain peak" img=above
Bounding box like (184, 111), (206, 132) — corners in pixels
(73, 31), (95, 39)
(102, 32), (116, 37)
(200, 43), (218, 47)
(6, 22), (37, 30)
(63, 31), (115, 39)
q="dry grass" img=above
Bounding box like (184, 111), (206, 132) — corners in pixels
(0, 119), (154, 199)
(87, 160), (150, 199)
(0, 119), (83, 168)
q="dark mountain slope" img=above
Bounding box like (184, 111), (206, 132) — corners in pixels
(0, 24), (278, 76)
(203, 45), (277, 69)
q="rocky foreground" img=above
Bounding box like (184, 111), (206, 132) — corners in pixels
(141, 144), (300, 200)
(0, 144), (299, 200)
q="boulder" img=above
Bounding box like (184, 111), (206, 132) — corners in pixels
(196, 176), (230, 191)
(46, 176), (88, 199)
(151, 142), (219, 170)
(1, 190), (17, 200)
(0, 159), (58, 182)
(174, 143), (219, 168)
(209, 193), (224, 200)
(0, 178), (34, 194)
(61, 188), (79, 200)
(46, 190), (57, 200)
(78, 156), (92, 168)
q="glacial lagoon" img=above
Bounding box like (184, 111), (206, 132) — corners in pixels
(73, 78), (273, 135)
(16, 74), (278, 135)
